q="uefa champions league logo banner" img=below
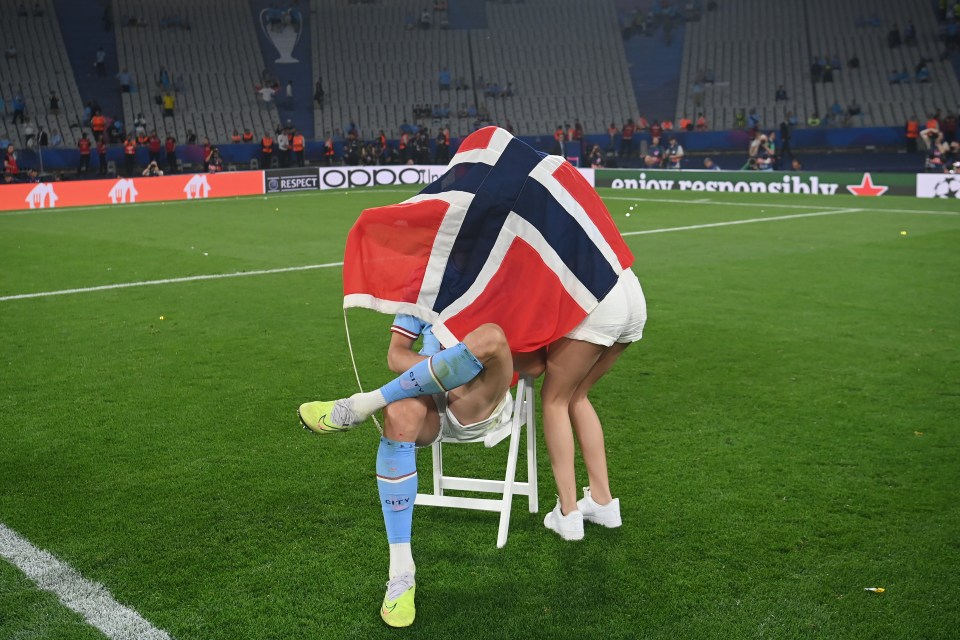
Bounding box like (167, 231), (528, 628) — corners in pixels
(260, 7), (302, 63)
(916, 173), (960, 198)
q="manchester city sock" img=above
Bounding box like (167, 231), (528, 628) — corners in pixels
(347, 343), (484, 419)
(377, 437), (418, 545)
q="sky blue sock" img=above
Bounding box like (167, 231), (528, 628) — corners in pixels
(379, 342), (483, 404)
(376, 437), (417, 544)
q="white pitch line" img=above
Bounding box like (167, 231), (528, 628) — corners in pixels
(0, 262), (343, 302)
(621, 208), (862, 236)
(605, 195), (960, 216)
(0, 523), (173, 640)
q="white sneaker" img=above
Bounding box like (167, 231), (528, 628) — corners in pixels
(577, 487), (622, 528)
(543, 500), (584, 541)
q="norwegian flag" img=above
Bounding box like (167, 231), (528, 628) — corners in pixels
(342, 126), (634, 352)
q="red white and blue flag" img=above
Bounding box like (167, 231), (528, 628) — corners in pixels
(342, 126), (634, 352)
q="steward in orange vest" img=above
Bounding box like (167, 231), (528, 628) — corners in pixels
(261, 134), (274, 166)
(292, 132), (305, 167)
(323, 136), (335, 166)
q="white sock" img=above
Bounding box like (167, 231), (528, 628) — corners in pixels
(388, 542), (415, 579)
(348, 389), (388, 419)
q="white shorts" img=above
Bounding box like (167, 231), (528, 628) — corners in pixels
(565, 268), (647, 347)
(422, 390), (513, 446)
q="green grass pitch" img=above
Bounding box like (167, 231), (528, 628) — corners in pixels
(1, 187), (958, 639)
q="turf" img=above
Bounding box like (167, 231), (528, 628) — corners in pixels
(1, 188), (958, 639)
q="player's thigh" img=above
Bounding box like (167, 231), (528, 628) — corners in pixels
(382, 396), (441, 446)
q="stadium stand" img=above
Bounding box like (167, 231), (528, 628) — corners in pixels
(677, 0), (960, 130)
(310, 0), (638, 139)
(0, 0), (84, 149)
(112, 0), (279, 148)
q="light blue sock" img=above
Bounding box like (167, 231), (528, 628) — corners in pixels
(376, 437), (417, 544)
(380, 342), (483, 404)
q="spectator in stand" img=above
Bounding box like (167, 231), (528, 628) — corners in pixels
(925, 134), (945, 171)
(95, 47), (106, 77)
(314, 76), (324, 108)
(165, 134), (177, 173)
(96, 135), (107, 175)
(78, 132), (92, 174)
(11, 93), (25, 124)
(202, 136), (212, 171)
(695, 112), (708, 131)
(607, 122), (618, 149)
(162, 91), (175, 118)
(620, 118), (636, 158)
(904, 20), (917, 46)
(4, 144), (18, 176)
(157, 65), (171, 90)
(734, 109), (746, 129)
(148, 131), (161, 164)
(130, 112), (145, 137)
(810, 58), (822, 83)
(691, 80), (705, 108)
(775, 85), (788, 101)
(847, 99), (862, 119)
(276, 127), (289, 167)
(116, 68), (133, 92)
(888, 23), (902, 48)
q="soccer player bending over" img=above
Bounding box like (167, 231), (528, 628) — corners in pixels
(298, 318), (544, 627)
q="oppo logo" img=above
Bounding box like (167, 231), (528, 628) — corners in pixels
(318, 167), (442, 189)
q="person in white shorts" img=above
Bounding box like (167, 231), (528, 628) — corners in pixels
(541, 268), (648, 541)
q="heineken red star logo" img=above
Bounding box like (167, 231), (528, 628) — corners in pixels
(846, 173), (889, 196)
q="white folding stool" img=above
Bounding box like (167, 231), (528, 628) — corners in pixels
(415, 374), (539, 548)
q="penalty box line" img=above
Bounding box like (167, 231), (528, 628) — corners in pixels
(0, 522), (173, 640)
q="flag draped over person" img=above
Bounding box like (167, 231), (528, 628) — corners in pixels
(342, 126), (634, 352)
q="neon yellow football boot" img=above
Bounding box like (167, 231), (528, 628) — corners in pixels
(380, 572), (416, 628)
(297, 399), (361, 434)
